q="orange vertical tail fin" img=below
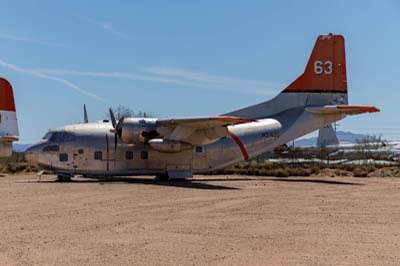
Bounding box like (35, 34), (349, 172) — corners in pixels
(283, 34), (347, 93)
(0, 77), (19, 156)
(0, 78), (16, 112)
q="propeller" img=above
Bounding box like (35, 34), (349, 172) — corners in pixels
(83, 104), (88, 123)
(109, 108), (124, 152)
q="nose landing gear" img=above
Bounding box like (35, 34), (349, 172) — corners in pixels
(56, 173), (73, 182)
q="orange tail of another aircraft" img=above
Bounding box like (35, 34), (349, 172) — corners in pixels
(0, 78), (19, 157)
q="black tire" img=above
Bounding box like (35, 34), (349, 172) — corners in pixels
(57, 175), (72, 182)
(155, 174), (169, 181)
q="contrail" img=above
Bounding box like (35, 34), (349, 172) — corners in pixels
(0, 59), (105, 102)
(0, 33), (62, 46)
(35, 67), (282, 96)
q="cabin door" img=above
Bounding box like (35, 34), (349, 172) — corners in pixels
(72, 147), (88, 173)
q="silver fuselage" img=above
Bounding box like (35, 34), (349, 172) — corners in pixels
(25, 119), (282, 177)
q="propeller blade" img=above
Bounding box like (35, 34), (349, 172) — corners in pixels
(116, 116), (124, 139)
(114, 132), (118, 153)
(83, 104), (88, 123)
(109, 108), (116, 128)
(109, 110), (123, 153)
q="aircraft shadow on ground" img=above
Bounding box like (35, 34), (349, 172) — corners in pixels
(22, 177), (240, 190)
(194, 177), (365, 186)
(20, 176), (364, 189)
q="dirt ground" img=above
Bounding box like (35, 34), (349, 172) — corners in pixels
(0, 174), (399, 266)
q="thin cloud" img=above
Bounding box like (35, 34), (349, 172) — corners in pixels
(0, 59), (105, 102)
(142, 67), (282, 95)
(0, 33), (62, 46)
(35, 67), (281, 96)
(83, 17), (128, 39)
(35, 68), (201, 87)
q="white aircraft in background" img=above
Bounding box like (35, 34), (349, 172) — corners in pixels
(25, 34), (379, 181)
(0, 78), (19, 157)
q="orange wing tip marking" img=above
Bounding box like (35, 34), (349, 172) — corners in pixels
(227, 130), (249, 161)
(212, 116), (256, 124)
(337, 105), (380, 113)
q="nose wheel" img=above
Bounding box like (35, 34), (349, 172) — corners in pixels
(57, 174), (72, 182)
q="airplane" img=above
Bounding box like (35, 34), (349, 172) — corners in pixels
(0, 78), (19, 157)
(25, 34), (379, 181)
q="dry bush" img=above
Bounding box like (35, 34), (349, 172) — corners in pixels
(275, 169), (290, 177)
(0, 163), (38, 174)
(220, 161), (383, 178)
(353, 168), (369, 177)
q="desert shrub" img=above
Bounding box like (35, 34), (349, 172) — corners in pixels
(275, 169), (290, 177)
(311, 167), (320, 175)
(241, 163), (250, 170)
(334, 169), (349, 176)
(353, 167), (369, 177)
(288, 168), (312, 176)
(366, 165), (376, 173)
(337, 164), (357, 172)
(380, 168), (400, 177)
(0, 163), (38, 174)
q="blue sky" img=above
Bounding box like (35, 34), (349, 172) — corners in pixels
(0, 0), (399, 143)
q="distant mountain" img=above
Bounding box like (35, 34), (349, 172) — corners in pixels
(13, 143), (31, 152)
(293, 131), (372, 147)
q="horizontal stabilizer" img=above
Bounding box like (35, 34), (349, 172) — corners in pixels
(306, 105), (380, 116)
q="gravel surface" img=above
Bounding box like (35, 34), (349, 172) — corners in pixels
(1, 174), (399, 266)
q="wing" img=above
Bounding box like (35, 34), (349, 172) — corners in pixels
(306, 105), (379, 115)
(156, 116), (255, 146)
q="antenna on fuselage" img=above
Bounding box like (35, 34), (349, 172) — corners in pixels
(83, 104), (89, 123)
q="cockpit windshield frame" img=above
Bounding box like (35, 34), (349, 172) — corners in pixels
(42, 132), (53, 140)
(43, 131), (76, 142)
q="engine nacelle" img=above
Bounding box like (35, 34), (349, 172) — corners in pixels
(228, 118), (282, 138)
(148, 139), (192, 153)
(121, 118), (158, 144)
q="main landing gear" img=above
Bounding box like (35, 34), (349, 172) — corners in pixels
(155, 170), (193, 181)
(155, 174), (169, 181)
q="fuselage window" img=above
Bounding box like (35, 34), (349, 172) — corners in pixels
(195, 146), (203, 153)
(126, 151), (133, 160)
(43, 145), (59, 152)
(59, 153), (68, 162)
(140, 151), (148, 160)
(94, 151), (102, 160)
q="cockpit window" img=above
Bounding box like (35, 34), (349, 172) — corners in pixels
(49, 132), (76, 142)
(42, 132), (53, 140)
